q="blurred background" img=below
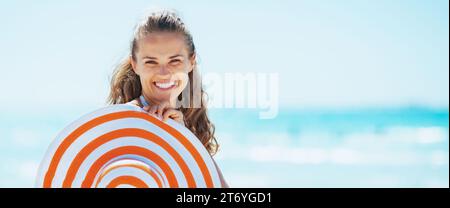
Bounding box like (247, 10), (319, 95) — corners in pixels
(0, 0), (448, 187)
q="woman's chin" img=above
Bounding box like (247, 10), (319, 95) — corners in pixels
(150, 93), (176, 105)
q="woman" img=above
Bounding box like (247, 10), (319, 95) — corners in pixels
(108, 10), (228, 188)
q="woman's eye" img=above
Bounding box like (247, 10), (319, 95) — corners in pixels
(169, 60), (181, 65)
(145, 61), (158, 65)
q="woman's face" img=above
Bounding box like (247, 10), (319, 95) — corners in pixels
(131, 32), (195, 106)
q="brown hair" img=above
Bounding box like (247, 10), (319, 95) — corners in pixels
(107, 10), (218, 155)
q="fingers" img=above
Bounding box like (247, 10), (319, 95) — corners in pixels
(143, 105), (157, 114)
(149, 105), (158, 116)
(156, 102), (170, 120)
(142, 101), (183, 124)
(162, 108), (184, 125)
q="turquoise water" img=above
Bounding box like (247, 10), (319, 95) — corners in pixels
(210, 107), (449, 187)
(0, 107), (448, 187)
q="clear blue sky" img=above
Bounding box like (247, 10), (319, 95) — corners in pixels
(0, 0), (448, 113)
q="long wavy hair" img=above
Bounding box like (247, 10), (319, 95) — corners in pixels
(107, 10), (218, 155)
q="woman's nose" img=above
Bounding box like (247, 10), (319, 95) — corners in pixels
(158, 65), (171, 75)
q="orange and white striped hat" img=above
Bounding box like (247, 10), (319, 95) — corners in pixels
(35, 104), (222, 188)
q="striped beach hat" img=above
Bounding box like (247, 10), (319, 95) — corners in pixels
(36, 104), (222, 188)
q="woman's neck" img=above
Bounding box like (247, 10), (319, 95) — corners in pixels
(141, 93), (177, 108)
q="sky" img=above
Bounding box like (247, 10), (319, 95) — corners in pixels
(0, 0), (448, 113)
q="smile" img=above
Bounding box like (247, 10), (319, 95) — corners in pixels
(153, 80), (178, 90)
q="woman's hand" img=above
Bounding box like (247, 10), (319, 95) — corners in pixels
(142, 101), (185, 126)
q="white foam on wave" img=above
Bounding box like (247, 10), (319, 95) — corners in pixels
(218, 126), (448, 166)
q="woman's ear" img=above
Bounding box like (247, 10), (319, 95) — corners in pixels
(130, 56), (138, 75)
(188, 54), (196, 73)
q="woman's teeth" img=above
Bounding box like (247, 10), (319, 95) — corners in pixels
(155, 81), (176, 89)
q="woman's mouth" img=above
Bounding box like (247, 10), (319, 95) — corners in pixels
(153, 80), (178, 90)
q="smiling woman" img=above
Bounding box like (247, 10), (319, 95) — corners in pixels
(107, 9), (228, 188)
(131, 32), (193, 107)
